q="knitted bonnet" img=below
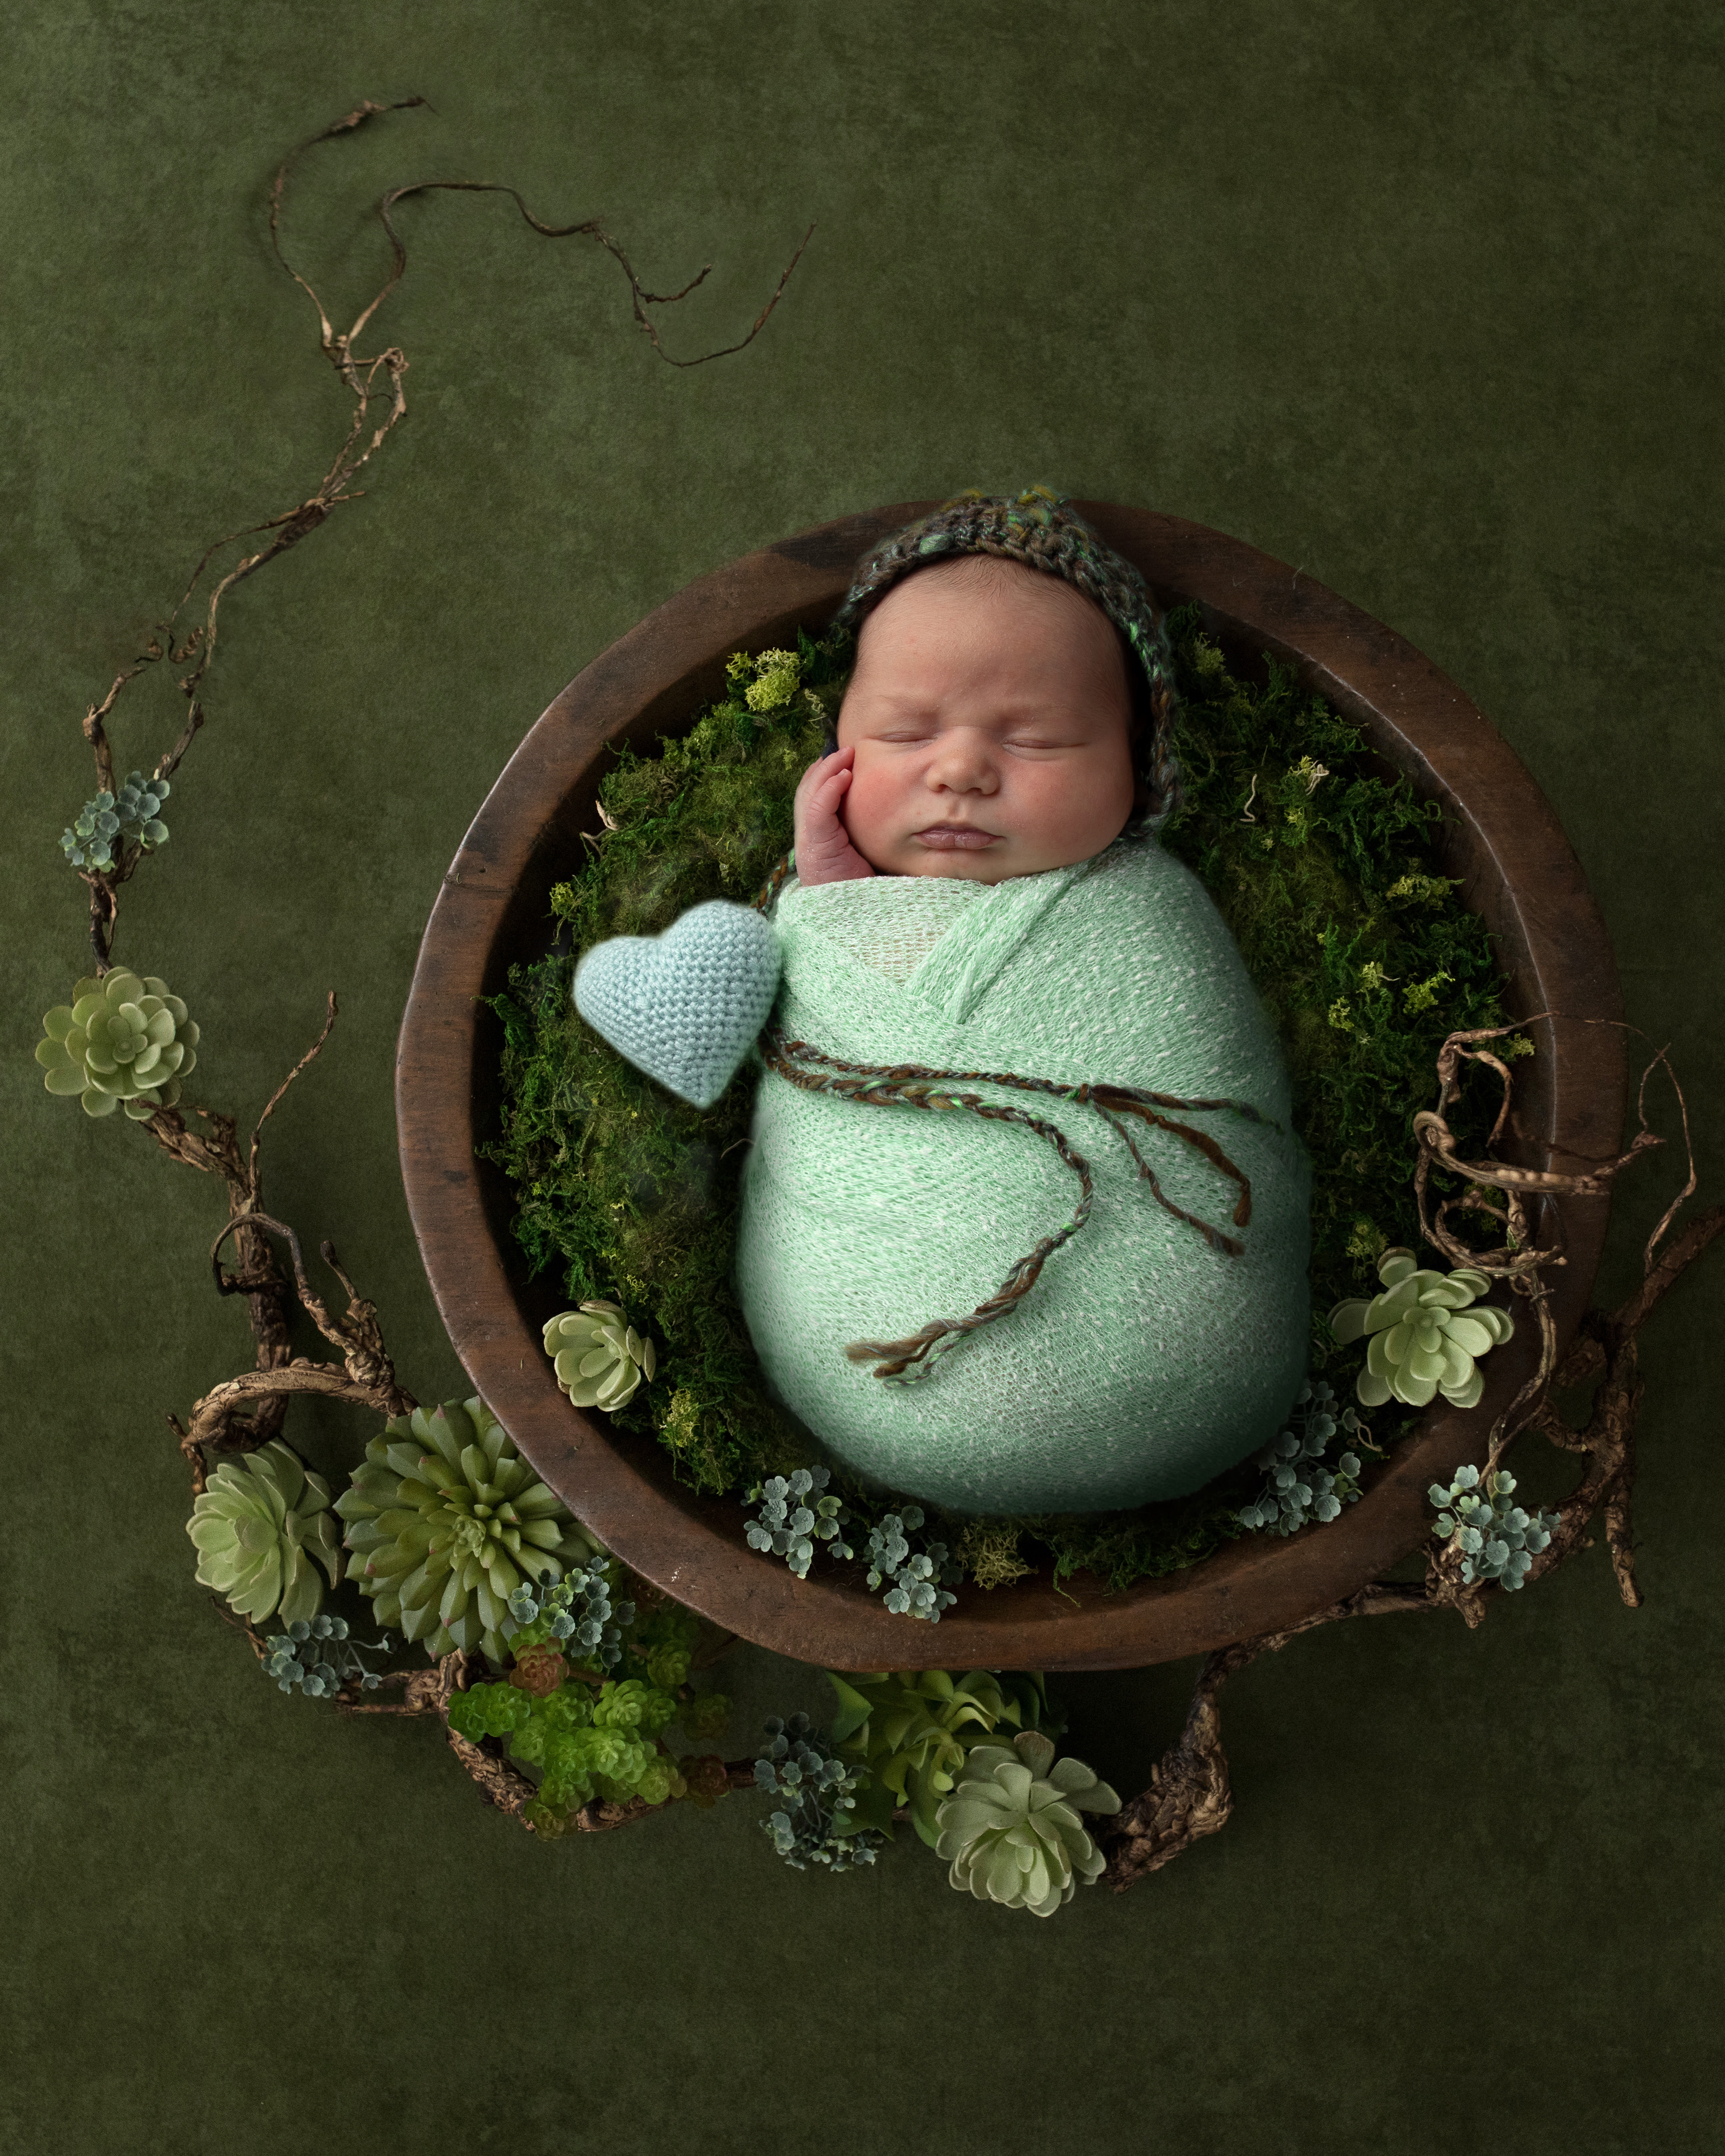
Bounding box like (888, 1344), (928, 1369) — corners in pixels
(826, 486), (1184, 831)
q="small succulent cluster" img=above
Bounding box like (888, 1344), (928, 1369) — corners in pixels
(1429, 1464), (1562, 1590)
(60, 770), (170, 872)
(935, 1729), (1121, 1917)
(826, 1668), (1052, 1846)
(1329, 1247), (1515, 1410)
(754, 1714), (883, 1871)
(744, 1465), (853, 1577)
(450, 1670), (684, 1830)
(335, 1396), (598, 1663)
(187, 1440), (343, 1625)
(543, 1302), (655, 1412)
(36, 970), (200, 1120)
(263, 1613), (394, 1697)
(503, 1563), (635, 1672)
(1236, 1380), (1370, 1536)
(863, 1509), (961, 1622)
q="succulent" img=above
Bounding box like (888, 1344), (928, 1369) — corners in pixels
(187, 1440), (344, 1625)
(504, 1560), (633, 1670)
(1429, 1464), (1562, 1590)
(262, 1613), (394, 1697)
(1237, 1379), (1371, 1535)
(754, 1714), (884, 1871)
(448, 1671), (682, 1830)
(1329, 1247), (1515, 1410)
(862, 1507), (961, 1621)
(543, 1302), (656, 1412)
(335, 1396), (599, 1664)
(60, 769), (170, 873)
(745, 1465), (853, 1577)
(935, 1729), (1122, 1917)
(36, 969), (200, 1120)
(827, 1667), (1052, 1846)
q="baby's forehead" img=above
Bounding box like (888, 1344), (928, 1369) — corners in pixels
(865, 554), (1114, 645)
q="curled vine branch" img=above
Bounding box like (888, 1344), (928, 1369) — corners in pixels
(1105, 1023), (1722, 1891)
(70, 93), (812, 975)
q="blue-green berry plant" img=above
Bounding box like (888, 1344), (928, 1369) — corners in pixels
(1428, 1465), (1561, 1590)
(503, 1563), (635, 1671)
(863, 1508), (961, 1621)
(753, 1714), (884, 1872)
(1236, 1380), (1375, 1536)
(61, 770), (170, 873)
(744, 1466), (854, 1577)
(263, 1613), (395, 1697)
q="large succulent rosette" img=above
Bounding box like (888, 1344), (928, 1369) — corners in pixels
(1327, 1246), (1515, 1410)
(335, 1396), (597, 1663)
(934, 1729), (1121, 1917)
(36, 970), (199, 1120)
(186, 1440), (344, 1625)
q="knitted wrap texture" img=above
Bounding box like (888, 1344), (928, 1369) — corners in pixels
(733, 838), (1312, 1514)
(573, 899), (783, 1109)
(828, 486), (1184, 832)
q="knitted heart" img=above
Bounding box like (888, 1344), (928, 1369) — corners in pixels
(573, 900), (783, 1110)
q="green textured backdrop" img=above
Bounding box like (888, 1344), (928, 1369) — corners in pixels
(5, 5), (1721, 2151)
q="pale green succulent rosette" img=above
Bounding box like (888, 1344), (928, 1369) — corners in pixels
(828, 1668), (1048, 1846)
(1328, 1246), (1515, 1410)
(334, 1396), (599, 1664)
(543, 1302), (655, 1412)
(186, 1440), (344, 1625)
(36, 969), (200, 1120)
(934, 1729), (1122, 1917)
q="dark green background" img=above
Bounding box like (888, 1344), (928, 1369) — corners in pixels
(5, 5), (1720, 2151)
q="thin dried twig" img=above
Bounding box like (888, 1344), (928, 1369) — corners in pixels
(69, 95), (811, 975)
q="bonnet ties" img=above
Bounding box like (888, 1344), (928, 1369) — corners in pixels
(757, 1031), (1277, 1385)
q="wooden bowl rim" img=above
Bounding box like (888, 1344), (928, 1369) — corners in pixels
(396, 501), (1625, 1672)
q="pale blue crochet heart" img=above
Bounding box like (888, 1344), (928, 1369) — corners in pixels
(573, 900), (783, 1110)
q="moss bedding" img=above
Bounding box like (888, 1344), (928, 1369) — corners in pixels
(480, 611), (1523, 1594)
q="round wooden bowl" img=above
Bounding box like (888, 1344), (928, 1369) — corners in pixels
(398, 502), (1625, 1673)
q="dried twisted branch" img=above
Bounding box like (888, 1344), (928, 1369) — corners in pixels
(71, 94), (812, 974)
(1103, 1022), (1721, 1891)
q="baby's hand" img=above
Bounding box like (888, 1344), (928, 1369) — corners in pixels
(792, 745), (876, 887)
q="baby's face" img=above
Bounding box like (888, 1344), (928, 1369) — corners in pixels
(834, 558), (1136, 882)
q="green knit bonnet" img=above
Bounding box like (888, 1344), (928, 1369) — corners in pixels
(825, 486), (1184, 834)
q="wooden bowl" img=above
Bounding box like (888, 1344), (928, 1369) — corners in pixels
(398, 503), (1625, 1672)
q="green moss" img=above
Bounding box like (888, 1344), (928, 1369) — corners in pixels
(481, 612), (1518, 1596)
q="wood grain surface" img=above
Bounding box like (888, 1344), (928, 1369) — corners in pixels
(396, 502), (1625, 1672)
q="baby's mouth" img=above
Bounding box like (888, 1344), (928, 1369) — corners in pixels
(914, 824), (1000, 851)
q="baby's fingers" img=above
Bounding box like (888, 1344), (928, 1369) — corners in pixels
(796, 745), (854, 812)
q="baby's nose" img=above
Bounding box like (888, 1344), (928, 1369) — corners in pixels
(927, 737), (1000, 789)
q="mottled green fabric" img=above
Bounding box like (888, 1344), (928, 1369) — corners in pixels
(4, 5), (1722, 2153)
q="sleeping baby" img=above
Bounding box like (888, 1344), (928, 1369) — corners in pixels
(576, 489), (1312, 1516)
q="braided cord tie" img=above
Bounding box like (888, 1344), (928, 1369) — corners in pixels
(758, 1030), (1275, 1384)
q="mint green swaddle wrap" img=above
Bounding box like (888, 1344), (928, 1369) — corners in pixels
(732, 836), (1312, 1515)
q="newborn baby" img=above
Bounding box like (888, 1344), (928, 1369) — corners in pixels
(580, 491), (1311, 1515)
